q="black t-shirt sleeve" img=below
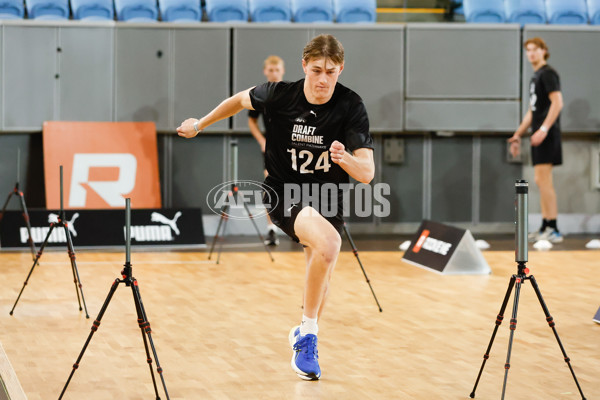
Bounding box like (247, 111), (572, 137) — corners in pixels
(541, 68), (560, 94)
(248, 109), (260, 119)
(343, 98), (373, 152)
(249, 82), (281, 113)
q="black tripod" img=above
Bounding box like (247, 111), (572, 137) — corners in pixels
(470, 180), (586, 399)
(10, 166), (89, 318)
(208, 139), (274, 264)
(342, 222), (382, 312)
(59, 198), (170, 400)
(0, 149), (37, 260)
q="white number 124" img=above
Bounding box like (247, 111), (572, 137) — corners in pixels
(287, 148), (331, 174)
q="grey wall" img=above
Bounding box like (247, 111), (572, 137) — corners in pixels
(0, 21), (230, 132)
(405, 23), (521, 132)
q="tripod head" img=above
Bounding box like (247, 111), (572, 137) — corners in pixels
(515, 179), (529, 275)
(122, 198), (133, 282)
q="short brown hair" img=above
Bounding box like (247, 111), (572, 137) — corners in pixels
(302, 34), (344, 65)
(263, 55), (284, 69)
(524, 37), (550, 60)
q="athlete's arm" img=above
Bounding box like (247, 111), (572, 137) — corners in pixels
(531, 91), (563, 147)
(177, 88), (255, 138)
(248, 117), (266, 153)
(329, 141), (374, 184)
(508, 108), (532, 157)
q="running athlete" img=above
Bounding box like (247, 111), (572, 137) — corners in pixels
(177, 34), (374, 381)
(248, 55), (285, 246)
(509, 37), (564, 243)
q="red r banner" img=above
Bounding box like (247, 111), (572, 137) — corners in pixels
(43, 121), (161, 209)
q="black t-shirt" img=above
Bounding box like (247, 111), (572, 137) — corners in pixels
(249, 79), (373, 189)
(529, 64), (561, 134)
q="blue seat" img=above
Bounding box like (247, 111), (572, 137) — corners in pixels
(453, 0), (464, 15)
(291, 0), (333, 23)
(463, 0), (505, 23)
(249, 0), (290, 22)
(26, 0), (69, 19)
(71, 0), (114, 20)
(115, 0), (158, 21)
(0, 0), (24, 19)
(546, 0), (588, 24)
(589, 0), (600, 24)
(159, 0), (200, 22)
(505, 0), (545, 25)
(333, 0), (375, 23)
(205, 0), (248, 22)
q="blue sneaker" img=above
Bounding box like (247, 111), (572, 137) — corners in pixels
(289, 326), (321, 380)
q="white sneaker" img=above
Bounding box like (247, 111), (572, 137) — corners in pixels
(528, 230), (542, 242)
(538, 227), (564, 243)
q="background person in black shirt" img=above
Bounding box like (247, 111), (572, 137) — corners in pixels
(177, 34), (374, 381)
(509, 37), (564, 243)
(248, 55), (285, 246)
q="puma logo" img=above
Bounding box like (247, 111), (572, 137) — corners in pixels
(151, 211), (182, 235)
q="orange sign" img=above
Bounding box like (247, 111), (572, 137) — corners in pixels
(43, 122), (161, 209)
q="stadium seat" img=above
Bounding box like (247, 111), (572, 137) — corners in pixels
(546, 0), (588, 24)
(505, 0), (545, 25)
(71, 0), (114, 20)
(463, 0), (505, 23)
(205, 0), (248, 22)
(160, 0), (201, 22)
(115, 0), (158, 21)
(589, 0), (600, 24)
(291, 0), (333, 23)
(453, 0), (464, 15)
(333, 0), (375, 23)
(26, 0), (69, 19)
(0, 0), (24, 19)
(249, 0), (291, 22)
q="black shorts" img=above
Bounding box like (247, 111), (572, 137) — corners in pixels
(531, 128), (562, 166)
(262, 184), (344, 243)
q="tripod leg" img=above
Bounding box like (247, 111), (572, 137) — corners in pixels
(0, 191), (15, 217)
(208, 206), (229, 261)
(131, 280), (170, 400)
(501, 276), (523, 400)
(216, 215), (230, 265)
(470, 275), (516, 398)
(64, 223), (90, 318)
(243, 201), (274, 262)
(59, 279), (121, 400)
(529, 276), (587, 400)
(342, 224), (382, 312)
(18, 191), (37, 262)
(10, 223), (55, 315)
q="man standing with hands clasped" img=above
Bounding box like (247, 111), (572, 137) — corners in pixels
(509, 37), (564, 243)
(177, 34), (374, 381)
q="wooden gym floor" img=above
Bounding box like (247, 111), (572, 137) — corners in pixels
(0, 246), (598, 399)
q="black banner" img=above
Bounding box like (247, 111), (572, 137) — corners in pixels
(402, 220), (464, 273)
(0, 208), (205, 248)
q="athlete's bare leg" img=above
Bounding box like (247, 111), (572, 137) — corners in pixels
(294, 206), (341, 320)
(534, 163), (558, 220)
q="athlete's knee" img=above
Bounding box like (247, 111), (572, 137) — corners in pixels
(314, 233), (341, 264)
